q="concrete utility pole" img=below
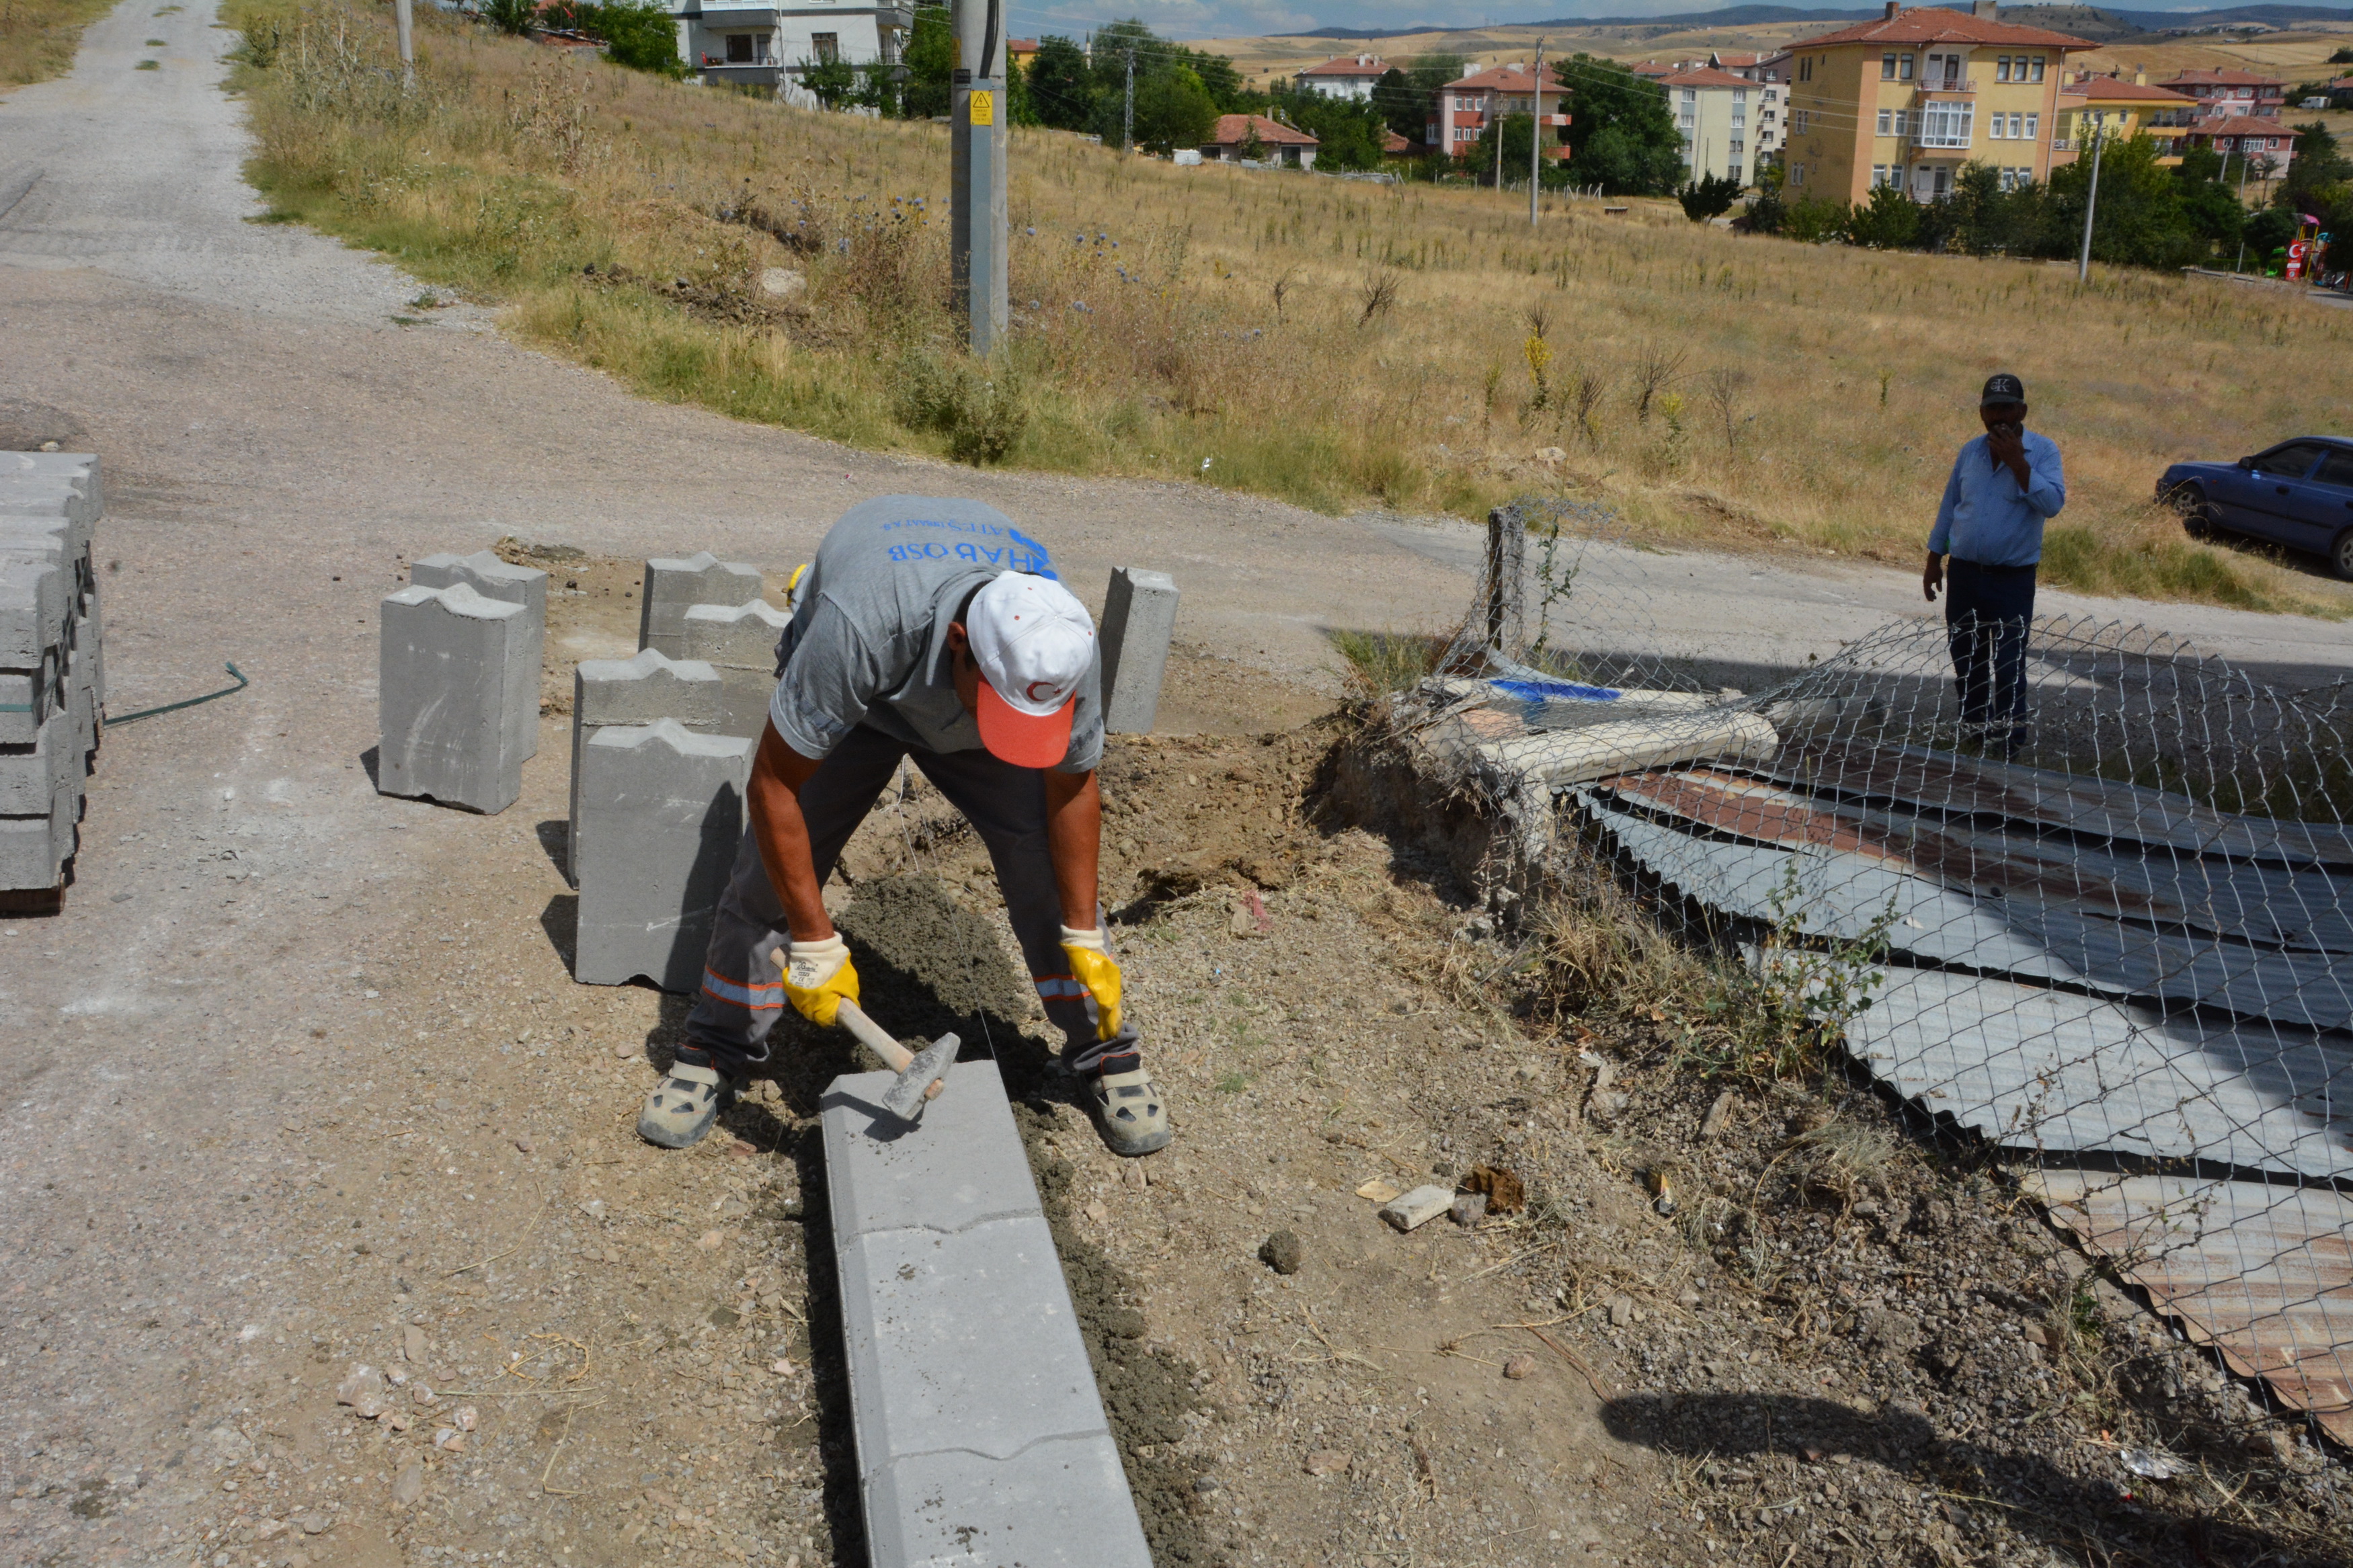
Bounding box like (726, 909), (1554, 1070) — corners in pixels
(2233, 153), (2249, 273)
(1529, 40), (1545, 225)
(1122, 49), (1135, 153)
(949, 0), (1008, 356)
(2076, 118), (2105, 283)
(393, 0), (413, 87)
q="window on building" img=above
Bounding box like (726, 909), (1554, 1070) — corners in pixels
(1996, 56), (2011, 83)
(2026, 112), (2038, 139)
(2030, 56), (2045, 83)
(1871, 163), (1886, 185)
(1799, 56), (1811, 82)
(725, 32), (754, 62)
(1918, 99), (1973, 148)
(811, 32), (839, 63)
(1891, 108), (1907, 137)
(1882, 52), (1897, 79)
(1991, 116), (2005, 139)
(1901, 53), (1915, 80)
(1876, 108), (1891, 134)
(1682, 87), (1696, 101)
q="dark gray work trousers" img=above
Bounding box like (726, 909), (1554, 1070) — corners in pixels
(1944, 560), (2038, 731)
(678, 724), (1139, 1079)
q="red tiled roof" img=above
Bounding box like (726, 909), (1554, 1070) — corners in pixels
(1712, 50), (1763, 68)
(1792, 6), (2091, 50)
(2190, 115), (2292, 138)
(1298, 54), (1387, 77)
(2061, 76), (2194, 104)
(2163, 68), (2283, 87)
(1382, 128), (1412, 153)
(1444, 63), (1565, 91)
(1628, 60), (1675, 77)
(1006, 38), (1038, 54)
(1207, 113), (1318, 147)
(1661, 67), (1756, 89)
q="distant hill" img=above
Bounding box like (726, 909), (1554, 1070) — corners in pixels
(1275, 3), (2353, 39)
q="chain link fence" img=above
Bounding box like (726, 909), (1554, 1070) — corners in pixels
(1382, 497), (2353, 1444)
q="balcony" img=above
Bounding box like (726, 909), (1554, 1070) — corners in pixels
(697, 5), (781, 23)
(1915, 78), (1976, 95)
(699, 60), (783, 85)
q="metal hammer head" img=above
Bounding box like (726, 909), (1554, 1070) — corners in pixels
(879, 1033), (959, 1124)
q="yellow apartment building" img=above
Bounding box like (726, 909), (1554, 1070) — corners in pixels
(1781, 1), (2093, 204)
(2050, 71), (2196, 167)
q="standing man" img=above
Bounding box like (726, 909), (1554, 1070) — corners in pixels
(1923, 373), (2066, 751)
(637, 497), (1171, 1158)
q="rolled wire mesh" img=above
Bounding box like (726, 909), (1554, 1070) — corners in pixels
(1394, 497), (2353, 1441)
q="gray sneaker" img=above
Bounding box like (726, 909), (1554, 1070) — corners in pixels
(1086, 1067), (1172, 1157)
(638, 1061), (739, 1150)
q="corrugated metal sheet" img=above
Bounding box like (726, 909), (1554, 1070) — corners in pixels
(1609, 770), (2353, 954)
(1577, 791), (2353, 1032)
(2024, 1171), (2353, 1446)
(1843, 967), (2351, 1180)
(1754, 741), (2353, 870)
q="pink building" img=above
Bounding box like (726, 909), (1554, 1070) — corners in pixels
(1426, 63), (1572, 163)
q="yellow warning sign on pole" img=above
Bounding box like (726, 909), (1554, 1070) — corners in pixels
(969, 89), (994, 125)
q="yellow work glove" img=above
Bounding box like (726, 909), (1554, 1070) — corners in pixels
(1059, 925), (1123, 1042)
(782, 936), (859, 1027)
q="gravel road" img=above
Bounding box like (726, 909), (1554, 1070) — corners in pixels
(1, 7), (2346, 1567)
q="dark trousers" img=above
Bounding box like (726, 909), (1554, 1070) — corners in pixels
(1944, 560), (2037, 730)
(680, 724), (1138, 1077)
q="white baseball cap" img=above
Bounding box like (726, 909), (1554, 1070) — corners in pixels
(964, 572), (1094, 768)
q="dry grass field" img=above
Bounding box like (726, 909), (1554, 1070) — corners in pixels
(0, 0), (128, 91)
(234, 0), (2353, 615)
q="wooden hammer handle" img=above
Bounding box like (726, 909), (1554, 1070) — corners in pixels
(834, 999), (914, 1073)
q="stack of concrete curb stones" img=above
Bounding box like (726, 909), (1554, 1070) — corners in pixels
(568, 554), (775, 989)
(377, 551), (549, 815)
(0, 452), (104, 911)
(822, 1059), (1154, 1565)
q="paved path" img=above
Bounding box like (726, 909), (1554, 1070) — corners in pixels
(0, 6), (2347, 1560)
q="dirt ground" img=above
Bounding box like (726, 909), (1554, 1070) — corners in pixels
(13, 551), (2344, 1568)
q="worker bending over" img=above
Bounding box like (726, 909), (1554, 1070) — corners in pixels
(638, 496), (1170, 1158)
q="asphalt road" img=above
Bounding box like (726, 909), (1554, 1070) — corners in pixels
(0, 6), (2348, 1562)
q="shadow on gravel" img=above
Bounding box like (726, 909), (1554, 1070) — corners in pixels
(537, 892), (577, 973)
(1602, 1393), (2340, 1568)
(532, 817), (569, 880)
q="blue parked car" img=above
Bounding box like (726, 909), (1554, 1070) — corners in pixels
(2159, 436), (2353, 581)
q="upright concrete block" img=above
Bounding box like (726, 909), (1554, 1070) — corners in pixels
(1099, 567), (1179, 735)
(0, 709), (76, 817)
(378, 581), (534, 814)
(565, 648), (726, 887)
(412, 552), (547, 764)
(573, 719), (754, 991)
(0, 558), (69, 671)
(639, 552), (764, 659)
(680, 600), (792, 738)
(822, 1059), (1154, 1568)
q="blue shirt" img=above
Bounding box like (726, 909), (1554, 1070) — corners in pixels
(1928, 430), (2066, 567)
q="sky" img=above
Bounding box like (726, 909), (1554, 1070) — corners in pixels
(997, 0), (2241, 42)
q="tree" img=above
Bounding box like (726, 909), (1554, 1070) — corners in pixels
(1370, 67), (1423, 142)
(1556, 55), (1683, 194)
(1677, 171), (1742, 222)
(1025, 36), (1094, 131)
(1742, 161), (1786, 233)
(900, 5), (954, 119)
(2173, 145), (2247, 249)
(537, 0), (683, 76)
(480, 0), (534, 36)
(1783, 195), (1849, 243)
(1279, 87), (1387, 171)
(2331, 44), (2353, 64)
(1132, 64), (1218, 156)
(799, 54), (856, 109)
(2043, 134), (2203, 269)
(2274, 120), (2352, 222)
(1845, 181), (1921, 247)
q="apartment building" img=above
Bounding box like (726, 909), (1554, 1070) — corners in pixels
(669, 0), (908, 99)
(2051, 71), (2196, 165)
(1781, 1), (2092, 203)
(1426, 63), (1572, 165)
(2159, 67), (2287, 124)
(1661, 67), (1767, 186)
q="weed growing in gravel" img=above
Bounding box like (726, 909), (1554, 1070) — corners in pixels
(1327, 629), (1446, 699)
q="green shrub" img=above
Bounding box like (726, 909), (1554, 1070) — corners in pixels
(891, 351), (1028, 465)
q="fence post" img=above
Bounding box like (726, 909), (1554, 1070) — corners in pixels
(1484, 506), (1523, 658)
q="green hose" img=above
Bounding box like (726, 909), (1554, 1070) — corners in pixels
(106, 662), (250, 727)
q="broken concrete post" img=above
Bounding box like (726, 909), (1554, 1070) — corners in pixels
(822, 1058), (1154, 1567)
(1380, 1185), (1455, 1232)
(0, 454), (100, 903)
(1099, 567), (1178, 735)
(638, 552), (764, 659)
(680, 600), (791, 738)
(572, 719), (754, 991)
(565, 648), (726, 887)
(411, 552), (547, 764)
(378, 581), (534, 815)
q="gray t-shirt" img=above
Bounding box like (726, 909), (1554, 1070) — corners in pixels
(766, 496), (1104, 772)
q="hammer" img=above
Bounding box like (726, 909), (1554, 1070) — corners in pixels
(834, 999), (957, 1124)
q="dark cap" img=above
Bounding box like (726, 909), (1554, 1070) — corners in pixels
(1980, 372), (2027, 407)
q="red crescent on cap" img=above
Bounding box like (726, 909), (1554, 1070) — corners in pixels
(977, 681), (1075, 769)
(1025, 679), (1058, 703)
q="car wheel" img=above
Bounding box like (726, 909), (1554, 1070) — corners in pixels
(2169, 484), (2217, 540)
(2334, 529), (2353, 583)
